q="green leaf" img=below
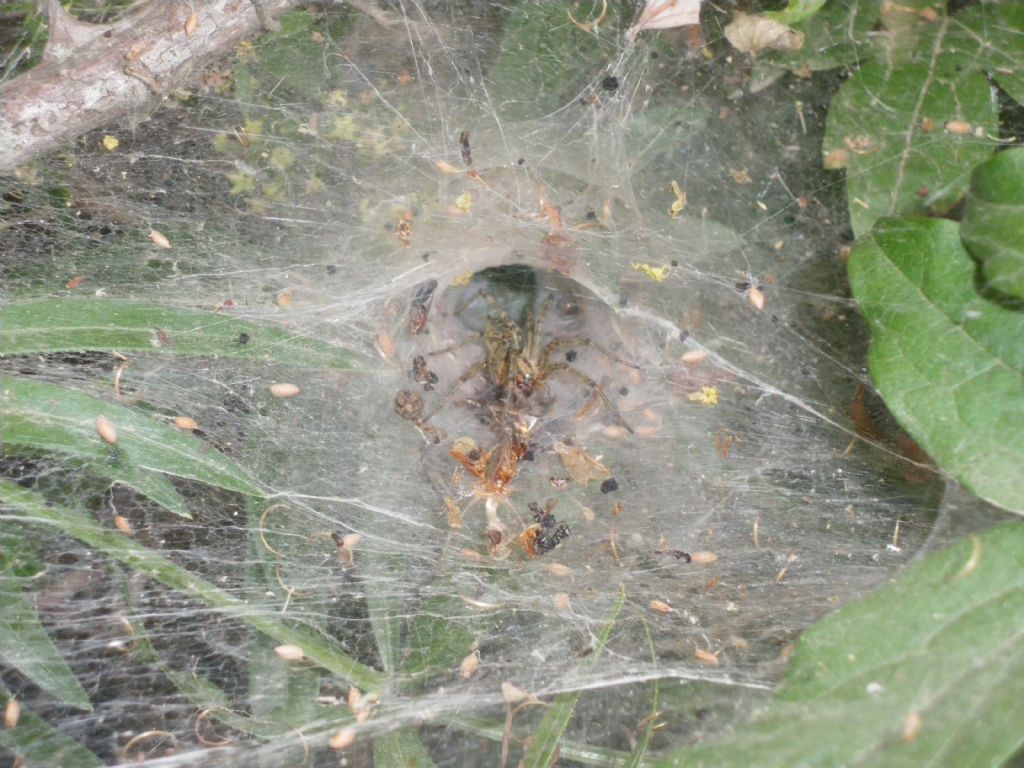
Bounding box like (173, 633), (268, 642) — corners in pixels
(0, 687), (103, 768)
(0, 481), (384, 693)
(659, 521), (1024, 767)
(823, 14), (997, 237)
(401, 596), (488, 684)
(0, 588), (92, 710)
(763, 0), (826, 26)
(373, 729), (437, 767)
(961, 147), (1024, 299)
(954, 2), (1024, 106)
(489, 1), (625, 121)
(0, 299), (367, 370)
(521, 587), (626, 768)
(764, 3), (880, 71)
(848, 217), (1024, 513)
(1, 376), (264, 516)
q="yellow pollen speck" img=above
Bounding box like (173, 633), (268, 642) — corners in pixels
(102, 135), (119, 151)
(631, 262), (671, 282)
(669, 180), (687, 218)
(688, 386), (719, 405)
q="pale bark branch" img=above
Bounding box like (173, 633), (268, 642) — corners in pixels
(0, 0), (302, 175)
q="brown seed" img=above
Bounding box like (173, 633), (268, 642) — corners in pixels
(329, 727), (356, 751)
(695, 649), (719, 666)
(375, 331), (396, 360)
(501, 682), (528, 704)
(185, 11), (198, 36)
(945, 120), (972, 135)
(553, 593), (571, 610)
(275, 289), (293, 309)
(546, 563), (571, 577)
(95, 415), (118, 444)
(347, 687), (362, 711)
(149, 230), (171, 249)
(921, 117), (935, 133)
(649, 599), (673, 615)
(823, 149), (849, 169)
(902, 711), (923, 743)
(680, 349), (708, 365)
(459, 650), (481, 679)
(4, 698), (20, 728)
(274, 644), (305, 661)
(66, 275), (85, 290)
(460, 548), (483, 562)
(114, 515), (134, 536)
(174, 416), (199, 431)
(270, 383), (300, 398)
(747, 286), (766, 310)
(690, 551), (719, 564)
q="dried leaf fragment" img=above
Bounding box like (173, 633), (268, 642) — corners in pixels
(724, 12), (804, 55)
(114, 515), (134, 536)
(66, 275), (86, 290)
(185, 12), (198, 37)
(554, 440), (610, 485)
(149, 229), (171, 249)
(627, 0), (702, 41)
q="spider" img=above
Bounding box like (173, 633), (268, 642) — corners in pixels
(425, 268), (639, 431)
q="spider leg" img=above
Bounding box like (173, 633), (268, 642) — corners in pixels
(423, 360), (488, 421)
(541, 337), (639, 370)
(428, 331), (483, 357)
(545, 362), (634, 433)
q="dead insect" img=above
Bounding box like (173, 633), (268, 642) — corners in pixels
(409, 278), (438, 335)
(653, 548), (692, 563)
(412, 355), (439, 391)
(459, 130), (472, 165)
(394, 389), (425, 422)
(519, 499), (570, 557)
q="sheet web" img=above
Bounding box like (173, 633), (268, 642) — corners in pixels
(0, 2), (953, 765)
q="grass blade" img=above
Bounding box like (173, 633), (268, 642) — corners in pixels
(1, 299), (368, 370)
(521, 586), (626, 768)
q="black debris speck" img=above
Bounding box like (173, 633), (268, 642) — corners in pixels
(601, 75), (619, 92)
(238, 333), (250, 345)
(600, 478), (619, 494)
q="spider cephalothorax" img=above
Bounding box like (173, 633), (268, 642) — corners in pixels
(425, 266), (638, 431)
